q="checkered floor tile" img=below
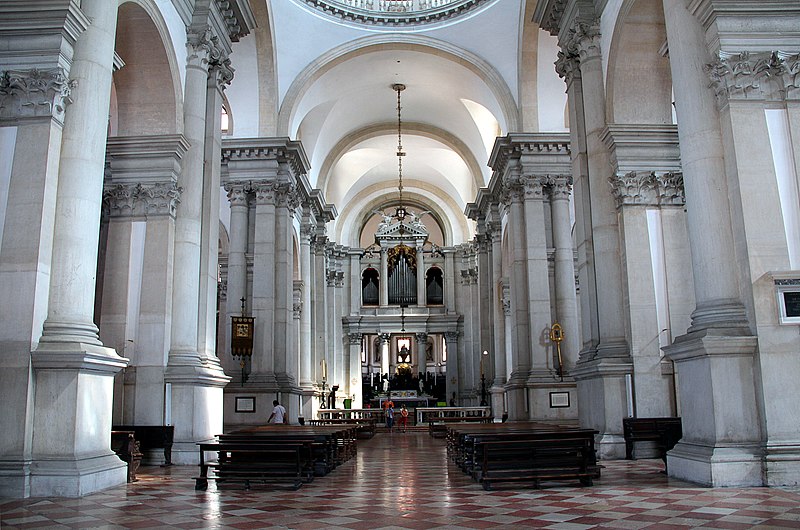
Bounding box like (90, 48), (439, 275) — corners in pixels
(2, 433), (799, 529)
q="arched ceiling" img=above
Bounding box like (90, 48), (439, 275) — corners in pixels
(260, 0), (531, 245)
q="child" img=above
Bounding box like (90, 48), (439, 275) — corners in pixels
(399, 404), (409, 433)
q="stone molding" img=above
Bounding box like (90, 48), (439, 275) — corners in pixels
(501, 282), (511, 316)
(294, 0), (490, 27)
(608, 171), (685, 208)
(103, 182), (182, 218)
(459, 267), (478, 285)
(444, 330), (460, 343)
(0, 67), (75, 122)
(706, 51), (800, 104)
(555, 50), (581, 84)
(547, 175), (573, 200)
(348, 332), (362, 345)
(563, 18), (602, 61)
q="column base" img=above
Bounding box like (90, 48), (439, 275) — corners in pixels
(763, 442), (800, 487)
(667, 441), (763, 487)
(29, 453), (128, 498)
(0, 460), (31, 498)
(489, 384), (506, 421)
(504, 374), (528, 421)
(596, 433), (627, 460)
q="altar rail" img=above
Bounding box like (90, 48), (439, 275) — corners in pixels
(317, 408), (385, 422)
(416, 407), (491, 425)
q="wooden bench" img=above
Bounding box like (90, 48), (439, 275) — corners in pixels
(479, 435), (599, 490)
(441, 422), (600, 490)
(623, 417), (682, 468)
(110, 430), (142, 482)
(112, 425), (174, 465)
(428, 416), (490, 438)
(195, 440), (313, 491)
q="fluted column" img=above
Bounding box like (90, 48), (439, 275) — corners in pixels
(661, 0), (760, 486)
(549, 176), (580, 371)
(30, 0), (128, 496)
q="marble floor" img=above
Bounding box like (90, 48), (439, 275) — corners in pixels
(2, 433), (800, 529)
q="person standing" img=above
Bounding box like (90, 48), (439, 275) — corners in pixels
(384, 398), (394, 432)
(399, 404), (409, 433)
(268, 399), (287, 424)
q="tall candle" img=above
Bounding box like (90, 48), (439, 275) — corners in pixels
(321, 359), (327, 380)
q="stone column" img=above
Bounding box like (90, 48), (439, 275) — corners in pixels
(30, 0), (129, 496)
(252, 182), (277, 382)
(415, 332), (427, 381)
(444, 249), (456, 313)
(290, 282), (302, 422)
(224, 182), (249, 377)
(313, 234), (329, 406)
(561, 20), (631, 458)
(379, 333), (390, 383)
(549, 176), (580, 371)
(504, 180), (530, 420)
(444, 331), (459, 406)
(348, 332), (363, 408)
(660, 0), (761, 486)
(379, 245), (389, 306)
(416, 242), (426, 307)
(349, 251), (361, 315)
(273, 183), (297, 389)
(299, 220), (314, 418)
(489, 223), (507, 418)
(101, 136), (187, 430)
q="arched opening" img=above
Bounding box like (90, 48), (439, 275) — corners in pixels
(361, 267), (379, 306)
(426, 266), (444, 305)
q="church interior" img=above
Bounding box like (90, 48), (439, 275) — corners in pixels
(1, 0), (800, 521)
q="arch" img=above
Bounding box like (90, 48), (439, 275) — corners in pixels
(113, 1), (182, 135)
(317, 122), (486, 198)
(426, 266), (444, 305)
(277, 34), (520, 137)
(251, 0), (279, 135)
(361, 267), (380, 306)
(335, 185), (472, 247)
(605, 0), (673, 124)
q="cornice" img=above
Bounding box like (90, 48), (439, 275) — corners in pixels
(601, 124), (682, 175)
(294, 0), (491, 28)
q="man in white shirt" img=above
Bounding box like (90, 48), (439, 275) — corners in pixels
(268, 399), (287, 424)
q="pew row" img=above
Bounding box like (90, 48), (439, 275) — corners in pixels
(443, 422), (600, 490)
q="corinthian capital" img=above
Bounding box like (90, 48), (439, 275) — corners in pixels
(547, 175), (573, 200)
(103, 182), (182, 218)
(186, 27), (224, 70)
(225, 182), (249, 207)
(706, 51), (783, 105)
(210, 57), (234, 91)
(777, 52), (800, 100)
(565, 19), (601, 61)
(253, 182), (276, 204)
(609, 171), (658, 208)
(555, 50), (581, 84)
(656, 172), (685, 206)
(0, 68), (76, 122)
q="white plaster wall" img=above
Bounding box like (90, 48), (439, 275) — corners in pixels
(0, 127), (17, 255)
(765, 109), (800, 269)
(226, 34), (260, 138)
(536, 32), (568, 132)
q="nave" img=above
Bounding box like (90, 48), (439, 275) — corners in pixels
(2, 433), (800, 529)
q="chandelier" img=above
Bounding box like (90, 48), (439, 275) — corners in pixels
(393, 83), (407, 221)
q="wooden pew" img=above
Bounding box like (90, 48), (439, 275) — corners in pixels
(479, 435), (598, 490)
(110, 430), (142, 483)
(428, 416), (490, 438)
(195, 440), (313, 491)
(112, 425), (174, 465)
(442, 422), (600, 490)
(623, 417), (682, 468)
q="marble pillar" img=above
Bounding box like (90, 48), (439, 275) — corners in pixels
(252, 182), (277, 382)
(444, 331), (459, 406)
(299, 220), (314, 419)
(348, 332), (363, 408)
(223, 182), (249, 378)
(30, 0), (129, 496)
(661, 0), (760, 486)
(504, 181), (530, 420)
(489, 222), (507, 418)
